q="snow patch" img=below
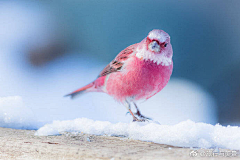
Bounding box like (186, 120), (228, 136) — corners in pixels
(0, 96), (39, 129)
(36, 118), (240, 150)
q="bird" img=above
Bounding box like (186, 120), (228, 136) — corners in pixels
(65, 29), (173, 122)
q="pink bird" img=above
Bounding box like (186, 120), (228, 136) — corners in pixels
(66, 29), (173, 122)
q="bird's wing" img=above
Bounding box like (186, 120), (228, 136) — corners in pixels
(98, 44), (137, 77)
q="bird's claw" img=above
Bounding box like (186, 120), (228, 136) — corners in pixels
(134, 111), (152, 120)
(133, 117), (147, 122)
(135, 114), (152, 120)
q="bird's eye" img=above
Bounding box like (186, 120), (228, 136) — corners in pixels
(164, 43), (168, 47)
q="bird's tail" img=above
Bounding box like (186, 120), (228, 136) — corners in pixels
(65, 82), (94, 99)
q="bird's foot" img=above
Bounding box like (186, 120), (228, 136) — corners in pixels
(126, 112), (147, 122)
(134, 110), (152, 120)
(126, 107), (151, 122)
(132, 117), (147, 122)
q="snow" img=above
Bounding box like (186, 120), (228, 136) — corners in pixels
(0, 96), (39, 129)
(35, 118), (240, 150)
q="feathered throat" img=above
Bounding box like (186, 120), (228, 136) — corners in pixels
(135, 47), (172, 66)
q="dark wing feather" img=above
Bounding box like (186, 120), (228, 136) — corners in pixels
(98, 44), (137, 77)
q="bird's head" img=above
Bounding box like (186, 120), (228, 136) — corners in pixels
(147, 29), (170, 53)
(136, 29), (173, 66)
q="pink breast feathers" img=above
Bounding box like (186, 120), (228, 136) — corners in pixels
(105, 56), (173, 102)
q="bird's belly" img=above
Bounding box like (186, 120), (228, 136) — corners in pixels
(105, 59), (172, 102)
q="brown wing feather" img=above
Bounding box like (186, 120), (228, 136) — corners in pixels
(98, 44), (137, 77)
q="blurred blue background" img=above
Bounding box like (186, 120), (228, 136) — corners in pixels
(0, 0), (240, 127)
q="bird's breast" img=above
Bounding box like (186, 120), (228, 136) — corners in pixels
(105, 56), (173, 102)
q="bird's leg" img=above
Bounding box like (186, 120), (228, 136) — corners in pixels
(133, 102), (152, 120)
(125, 101), (145, 122)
